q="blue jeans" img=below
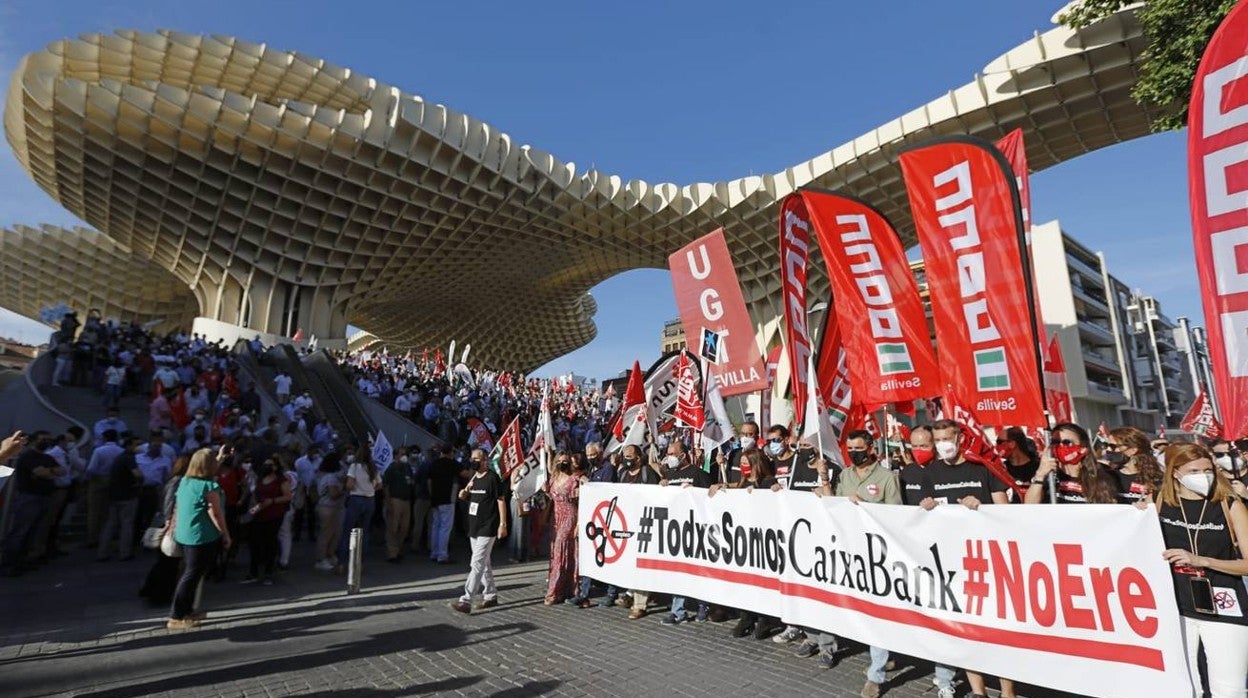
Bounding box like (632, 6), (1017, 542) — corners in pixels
(933, 664), (957, 691)
(866, 646), (891, 683)
(671, 596), (706, 618)
(337, 495), (376, 566)
(577, 577), (618, 602)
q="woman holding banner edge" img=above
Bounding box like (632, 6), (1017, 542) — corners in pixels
(1153, 442), (1248, 698)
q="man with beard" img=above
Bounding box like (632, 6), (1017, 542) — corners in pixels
(567, 441), (619, 607)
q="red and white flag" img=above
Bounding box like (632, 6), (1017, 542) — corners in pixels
(1188, 1), (1248, 439)
(900, 137), (1045, 427)
(495, 416), (525, 479)
(760, 345), (783, 429)
(1042, 335), (1074, 424)
(674, 352), (705, 429)
(1158, 424), (1168, 441)
(1096, 421), (1111, 443)
(1181, 389), (1223, 438)
(815, 310), (854, 441)
(779, 195), (818, 425)
(669, 228), (766, 396)
(607, 361), (647, 452)
(942, 388), (1027, 499)
(798, 189), (940, 408)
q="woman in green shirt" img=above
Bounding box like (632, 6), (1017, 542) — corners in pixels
(168, 446), (232, 629)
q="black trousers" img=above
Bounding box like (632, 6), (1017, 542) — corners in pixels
(248, 518), (281, 578)
(171, 539), (221, 619)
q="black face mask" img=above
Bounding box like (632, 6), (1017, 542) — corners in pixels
(623, 457), (637, 468)
(849, 450), (873, 467)
(1103, 451), (1129, 467)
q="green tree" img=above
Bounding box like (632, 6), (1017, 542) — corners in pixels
(1060, 0), (1235, 131)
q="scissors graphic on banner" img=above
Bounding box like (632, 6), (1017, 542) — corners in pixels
(583, 496), (633, 567)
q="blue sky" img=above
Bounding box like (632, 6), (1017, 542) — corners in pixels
(0, 1), (1197, 379)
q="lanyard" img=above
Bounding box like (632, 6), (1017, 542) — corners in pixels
(1178, 499), (1210, 577)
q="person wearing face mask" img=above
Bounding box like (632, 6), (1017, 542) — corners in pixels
(97, 436), (144, 562)
(568, 442), (619, 607)
(1154, 442), (1248, 698)
(243, 457), (291, 585)
(1211, 440), (1248, 503)
(659, 440), (713, 626)
(771, 435), (832, 651)
(1025, 423), (1118, 505)
(1104, 427), (1164, 506)
(994, 428), (1039, 503)
(381, 448), (415, 563)
(715, 420), (760, 485)
(314, 452), (345, 571)
(335, 447), (380, 574)
(828, 431), (901, 697)
(1151, 438), (1170, 467)
(449, 448), (507, 614)
(763, 425), (797, 489)
(615, 444), (658, 619)
(293, 446), (322, 542)
(709, 450), (784, 639)
(544, 451), (581, 605)
(899, 426), (935, 506)
(922, 420), (1012, 698)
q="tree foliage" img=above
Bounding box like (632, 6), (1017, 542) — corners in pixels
(1060, 0), (1236, 131)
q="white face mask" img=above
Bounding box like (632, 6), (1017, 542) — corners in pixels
(1178, 472), (1214, 497)
(739, 436), (755, 449)
(935, 441), (960, 462)
(345, 455), (355, 464)
(662, 455), (680, 469)
(767, 442), (784, 456)
(1215, 455), (1236, 472)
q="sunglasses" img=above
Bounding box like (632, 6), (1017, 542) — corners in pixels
(1102, 443), (1123, 451)
(1049, 439), (1079, 447)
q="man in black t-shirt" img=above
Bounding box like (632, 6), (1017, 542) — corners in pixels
(616, 444), (657, 619)
(659, 441), (712, 625)
(899, 426), (935, 507)
(428, 444), (461, 563)
(451, 449), (506, 614)
(0, 432), (63, 575)
(925, 419), (1011, 698)
(924, 421), (1009, 507)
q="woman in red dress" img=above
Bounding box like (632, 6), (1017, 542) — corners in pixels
(544, 451), (581, 605)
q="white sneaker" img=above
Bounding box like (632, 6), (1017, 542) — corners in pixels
(314, 559), (333, 571)
(773, 626), (805, 643)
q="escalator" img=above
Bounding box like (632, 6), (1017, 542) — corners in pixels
(294, 348), (374, 447)
(301, 350), (441, 454)
(230, 341), (310, 450)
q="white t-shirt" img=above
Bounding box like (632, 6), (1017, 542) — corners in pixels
(346, 462), (377, 498)
(274, 374), (292, 395)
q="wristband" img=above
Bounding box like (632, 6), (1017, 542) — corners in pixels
(1030, 478), (1045, 485)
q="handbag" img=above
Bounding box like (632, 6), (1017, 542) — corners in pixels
(160, 529), (183, 558)
(142, 512), (167, 549)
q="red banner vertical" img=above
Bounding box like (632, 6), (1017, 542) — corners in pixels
(1043, 334), (1074, 424)
(760, 345), (782, 428)
(815, 308), (853, 439)
(996, 129), (1049, 355)
(1188, 1), (1248, 439)
(1181, 389), (1223, 438)
(799, 189), (940, 408)
(899, 137), (1045, 427)
(779, 195), (816, 425)
(669, 229), (766, 397)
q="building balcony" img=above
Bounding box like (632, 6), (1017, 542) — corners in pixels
(1071, 284), (1111, 316)
(1065, 253), (1104, 285)
(1082, 348), (1121, 374)
(1085, 379), (1128, 405)
(1077, 317), (1116, 346)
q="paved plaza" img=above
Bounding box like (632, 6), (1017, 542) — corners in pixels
(0, 540), (1072, 698)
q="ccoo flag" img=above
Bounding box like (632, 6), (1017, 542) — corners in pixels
(1187, 0), (1248, 439)
(899, 136), (1046, 427)
(669, 229), (766, 397)
(1180, 389), (1223, 439)
(798, 188), (940, 408)
(779, 195), (817, 426)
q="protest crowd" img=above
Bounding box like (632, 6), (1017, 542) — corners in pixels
(5, 84), (1248, 696)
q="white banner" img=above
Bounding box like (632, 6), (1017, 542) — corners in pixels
(578, 484), (1188, 698)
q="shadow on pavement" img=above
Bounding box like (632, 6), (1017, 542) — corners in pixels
(63, 620), (539, 698)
